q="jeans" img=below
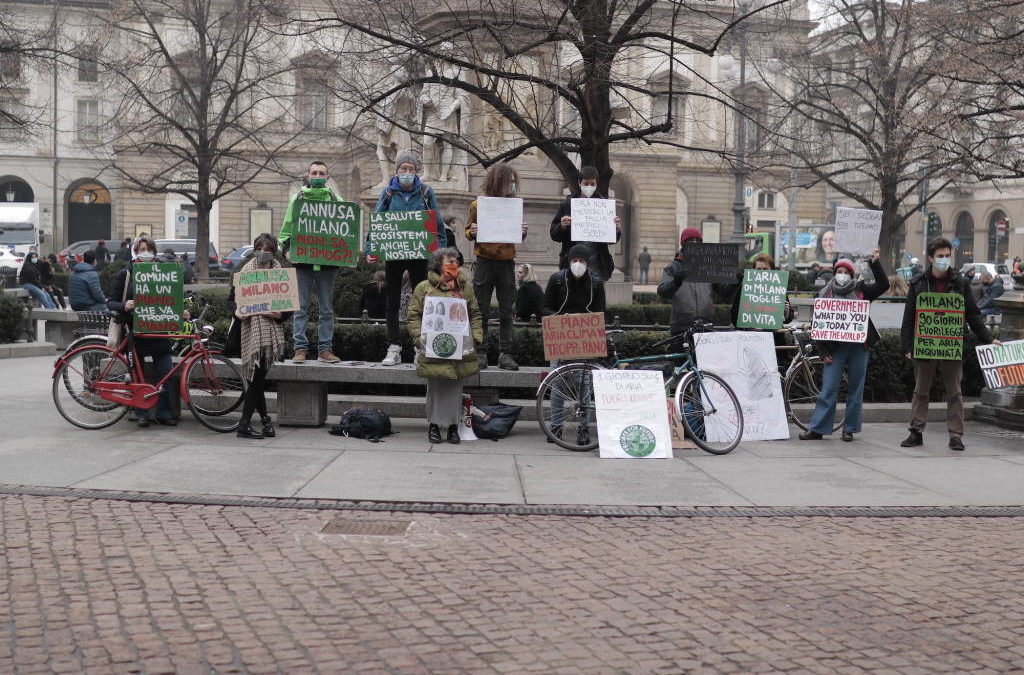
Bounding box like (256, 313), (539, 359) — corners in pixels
(472, 258), (515, 351)
(293, 266), (337, 353)
(910, 360), (964, 437)
(808, 342), (869, 435)
(549, 359), (594, 429)
(72, 302), (108, 312)
(23, 283), (56, 309)
(639, 267), (649, 284)
(385, 259), (427, 345)
(980, 307), (1000, 316)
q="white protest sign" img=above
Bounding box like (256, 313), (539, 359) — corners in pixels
(975, 339), (1024, 389)
(834, 207), (882, 256)
(423, 297), (470, 335)
(592, 370), (672, 459)
(424, 332), (465, 360)
(811, 298), (870, 343)
(475, 196), (523, 243)
(570, 198), (617, 243)
(694, 331), (789, 441)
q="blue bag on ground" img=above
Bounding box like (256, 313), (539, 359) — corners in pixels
(472, 404), (523, 440)
(329, 406), (393, 442)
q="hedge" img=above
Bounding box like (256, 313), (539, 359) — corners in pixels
(0, 292), (25, 343)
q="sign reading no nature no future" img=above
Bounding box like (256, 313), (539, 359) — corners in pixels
(132, 262), (184, 334)
(976, 339), (1024, 389)
(290, 199), (362, 267)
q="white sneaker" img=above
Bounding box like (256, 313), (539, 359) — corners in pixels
(381, 344), (402, 366)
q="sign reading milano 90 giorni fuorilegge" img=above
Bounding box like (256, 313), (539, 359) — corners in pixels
(680, 242), (740, 284)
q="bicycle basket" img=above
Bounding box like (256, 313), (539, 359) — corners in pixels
(73, 311), (112, 339)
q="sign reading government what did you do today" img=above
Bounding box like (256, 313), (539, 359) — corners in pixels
(290, 199), (362, 267)
(132, 262), (183, 334)
(810, 298), (870, 343)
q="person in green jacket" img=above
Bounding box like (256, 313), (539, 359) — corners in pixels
(407, 247), (484, 444)
(278, 160), (343, 363)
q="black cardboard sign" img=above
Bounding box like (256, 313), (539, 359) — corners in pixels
(680, 242), (740, 283)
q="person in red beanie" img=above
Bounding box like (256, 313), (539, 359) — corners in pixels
(799, 250), (889, 442)
(657, 227), (734, 337)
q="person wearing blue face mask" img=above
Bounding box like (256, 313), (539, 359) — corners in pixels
(900, 237), (1000, 451)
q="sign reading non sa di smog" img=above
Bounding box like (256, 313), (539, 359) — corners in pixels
(367, 210), (439, 261)
(810, 298), (870, 343)
(834, 207), (883, 256)
(233, 268), (300, 318)
(913, 292), (965, 360)
(132, 262), (184, 334)
(290, 199), (362, 267)
(680, 242), (740, 283)
(570, 198), (617, 243)
(542, 313), (607, 361)
(592, 369), (672, 459)
(737, 269), (790, 330)
(976, 339), (1024, 389)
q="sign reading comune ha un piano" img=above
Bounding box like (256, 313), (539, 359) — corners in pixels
(132, 262), (184, 334)
(233, 268), (300, 318)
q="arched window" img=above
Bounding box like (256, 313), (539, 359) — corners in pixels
(987, 209), (1009, 262)
(953, 211), (975, 267)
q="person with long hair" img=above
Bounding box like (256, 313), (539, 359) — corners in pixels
(515, 263), (544, 321)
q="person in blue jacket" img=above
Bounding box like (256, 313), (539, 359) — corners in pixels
(69, 250), (108, 311)
(365, 149), (447, 366)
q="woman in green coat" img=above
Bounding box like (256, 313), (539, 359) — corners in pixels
(408, 247), (484, 444)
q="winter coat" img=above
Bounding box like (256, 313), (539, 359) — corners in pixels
(278, 185), (344, 271)
(515, 280), (545, 321)
(548, 194), (620, 281)
(18, 259), (41, 286)
(813, 258), (890, 358)
(107, 263), (172, 357)
(543, 269), (607, 316)
(366, 176), (447, 253)
(901, 267), (993, 357)
(407, 270), (484, 380)
(466, 199), (517, 261)
(360, 282), (387, 318)
(656, 249), (731, 335)
(69, 261), (106, 310)
(977, 277), (1005, 310)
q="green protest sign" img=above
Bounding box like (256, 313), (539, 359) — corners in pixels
(367, 210), (439, 260)
(913, 292), (965, 360)
(132, 262), (184, 334)
(737, 269), (789, 329)
(290, 199), (362, 267)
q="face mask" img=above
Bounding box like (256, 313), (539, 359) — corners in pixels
(833, 272), (851, 285)
(308, 177), (327, 188)
(442, 262), (459, 279)
(135, 251), (154, 262)
(255, 250), (274, 264)
(570, 261), (587, 278)
(398, 173), (415, 187)
(933, 257), (951, 272)
(580, 184), (597, 198)
(29, 256), (37, 264)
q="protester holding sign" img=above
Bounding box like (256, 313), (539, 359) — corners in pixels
(657, 227), (736, 337)
(278, 160), (344, 364)
(407, 248), (484, 444)
(730, 254), (793, 341)
(465, 162), (529, 370)
(549, 165), (621, 281)
(900, 237), (1000, 451)
(799, 251), (889, 443)
(107, 235), (175, 428)
(366, 149), (448, 367)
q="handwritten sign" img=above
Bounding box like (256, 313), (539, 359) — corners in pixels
(132, 262), (183, 333)
(290, 199), (362, 267)
(424, 331), (465, 360)
(233, 268), (299, 317)
(570, 198), (617, 243)
(592, 369), (672, 459)
(367, 210), (439, 260)
(737, 269), (789, 330)
(542, 313), (607, 361)
(834, 207), (882, 256)
(811, 298), (870, 343)
(475, 196), (523, 244)
(680, 242), (740, 283)
(914, 292), (964, 360)
(976, 339), (1024, 389)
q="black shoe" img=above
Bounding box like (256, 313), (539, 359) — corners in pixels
(949, 436), (965, 451)
(841, 431), (853, 442)
(236, 422), (264, 439)
(798, 431), (823, 441)
(155, 417), (178, 427)
(547, 426), (562, 444)
(447, 425), (460, 444)
(900, 430), (923, 447)
(498, 352), (519, 371)
(428, 424), (442, 444)
(137, 417), (150, 428)
(260, 417), (276, 438)
(577, 427), (591, 447)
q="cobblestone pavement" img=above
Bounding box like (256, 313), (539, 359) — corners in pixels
(2, 495), (1023, 674)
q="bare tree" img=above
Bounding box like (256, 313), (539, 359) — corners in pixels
(0, 8), (58, 136)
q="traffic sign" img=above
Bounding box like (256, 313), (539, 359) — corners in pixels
(952, 237), (961, 247)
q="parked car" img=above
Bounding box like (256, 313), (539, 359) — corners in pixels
(0, 248), (26, 273)
(57, 240), (101, 267)
(221, 245), (253, 271)
(959, 262), (1013, 288)
(154, 239), (220, 271)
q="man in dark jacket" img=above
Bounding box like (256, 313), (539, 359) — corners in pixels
(18, 253), (57, 308)
(94, 239), (111, 270)
(115, 238), (132, 262)
(976, 272), (1004, 315)
(657, 227), (734, 336)
(544, 244), (607, 316)
(900, 237), (1000, 451)
(69, 250), (108, 311)
(549, 165), (621, 281)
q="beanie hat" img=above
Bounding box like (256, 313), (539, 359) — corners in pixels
(679, 227), (703, 246)
(833, 259), (856, 274)
(395, 149), (422, 173)
(567, 243), (591, 262)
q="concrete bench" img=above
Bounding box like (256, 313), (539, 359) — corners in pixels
(31, 308), (80, 348)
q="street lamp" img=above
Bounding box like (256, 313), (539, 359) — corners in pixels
(719, 0), (756, 254)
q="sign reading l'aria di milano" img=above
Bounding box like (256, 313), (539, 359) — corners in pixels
(290, 199), (362, 267)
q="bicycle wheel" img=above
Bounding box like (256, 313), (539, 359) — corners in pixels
(184, 353), (246, 432)
(674, 370), (743, 455)
(52, 346), (130, 429)
(784, 358), (848, 432)
(536, 363), (601, 452)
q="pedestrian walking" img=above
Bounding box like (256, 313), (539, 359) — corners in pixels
(115, 237), (132, 263)
(549, 165), (621, 281)
(69, 250), (107, 311)
(638, 246), (652, 284)
(94, 239), (111, 270)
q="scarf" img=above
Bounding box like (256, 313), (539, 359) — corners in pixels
(821, 278), (863, 300)
(239, 258), (286, 381)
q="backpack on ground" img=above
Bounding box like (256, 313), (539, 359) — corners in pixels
(329, 406), (393, 442)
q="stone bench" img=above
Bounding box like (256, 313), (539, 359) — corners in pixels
(31, 308), (80, 349)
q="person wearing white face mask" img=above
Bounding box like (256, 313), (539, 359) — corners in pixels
(550, 165), (621, 281)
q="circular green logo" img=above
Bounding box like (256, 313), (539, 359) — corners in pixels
(619, 425), (657, 457)
(432, 333), (458, 358)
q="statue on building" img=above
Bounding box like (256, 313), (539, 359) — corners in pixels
(375, 58), (424, 187)
(419, 50), (469, 187)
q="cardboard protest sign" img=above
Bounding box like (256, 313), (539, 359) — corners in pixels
(424, 331), (465, 360)
(737, 269), (790, 330)
(422, 297), (470, 336)
(834, 207), (882, 256)
(592, 369), (672, 459)
(542, 313), (607, 361)
(289, 199), (362, 267)
(810, 298), (870, 343)
(233, 268), (300, 317)
(680, 242), (740, 283)
(694, 331), (789, 441)
(913, 292), (964, 360)
(367, 210), (439, 260)
(666, 399), (697, 449)
(132, 262), (184, 334)
(976, 339), (1024, 389)
(475, 196), (523, 243)
(570, 198), (617, 243)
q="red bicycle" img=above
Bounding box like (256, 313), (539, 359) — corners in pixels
(52, 321), (245, 431)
